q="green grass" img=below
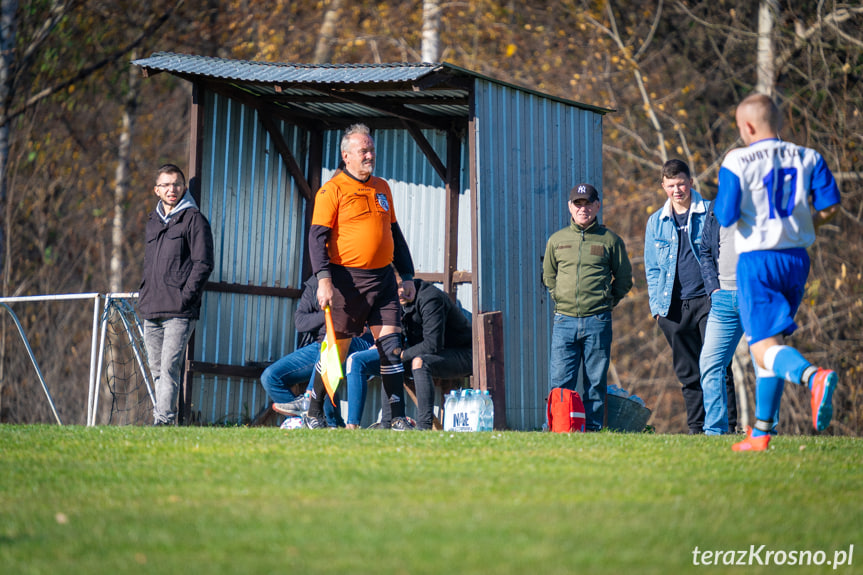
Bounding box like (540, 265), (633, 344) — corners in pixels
(1, 426), (861, 574)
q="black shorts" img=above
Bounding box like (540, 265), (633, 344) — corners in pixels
(329, 265), (401, 338)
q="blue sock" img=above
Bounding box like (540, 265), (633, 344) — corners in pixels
(752, 376), (784, 437)
(767, 346), (810, 385)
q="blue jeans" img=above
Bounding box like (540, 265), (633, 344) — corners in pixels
(549, 312), (612, 431)
(144, 317), (196, 425)
(261, 338), (370, 428)
(699, 290), (743, 435)
(260, 343), (319, 404)
(345, 347), (381, 426)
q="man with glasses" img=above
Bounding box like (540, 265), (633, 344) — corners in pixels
(139, 163), (214, 426)
(543, 184), (633, 431)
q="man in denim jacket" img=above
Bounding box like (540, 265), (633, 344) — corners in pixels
(644, 160), (709, 433)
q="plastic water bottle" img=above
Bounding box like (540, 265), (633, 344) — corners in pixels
(455, 389), (470, 432)
(480, 390), (494, 431)
(473, 389), (485, 431)
(466, 389), (483, 431)
(443, 390), (458, 431)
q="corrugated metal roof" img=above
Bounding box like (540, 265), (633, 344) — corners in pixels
(134, 52), (445, 84)
(132, 52), (611, 122)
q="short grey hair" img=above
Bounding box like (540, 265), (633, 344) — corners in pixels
(341, 123), (372, 154)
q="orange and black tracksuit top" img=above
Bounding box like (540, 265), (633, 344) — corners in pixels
(309, 169), (413, 280)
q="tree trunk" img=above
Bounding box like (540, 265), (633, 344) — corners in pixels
(421, 0), (441, 62)
(111, 52), (139, 293)
(314, 0), (344, 64)
(0, 0), (18, 409)
(756, 0), (778, 96)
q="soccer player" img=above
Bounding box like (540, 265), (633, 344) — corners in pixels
(714, 93), (841, 451)
(305, 123), (416, 430)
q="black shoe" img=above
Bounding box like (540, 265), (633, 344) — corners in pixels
(390, 417), (416, 431)
(301, 414), (327, 429)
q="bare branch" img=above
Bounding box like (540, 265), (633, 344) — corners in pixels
(3, 1), (182, 128)
(633, 0), (663, 62)
(671, 0), (759, 39)
(602, 143), (662, 171)
(13, 0), (81, 94)
(774, 5), (863, 72)
(586, 2), (668, 162)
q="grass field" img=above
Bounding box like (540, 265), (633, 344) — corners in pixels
(1, 425), (861, 574)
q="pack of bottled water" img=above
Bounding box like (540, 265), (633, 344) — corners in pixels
(443, 388), (494, 432)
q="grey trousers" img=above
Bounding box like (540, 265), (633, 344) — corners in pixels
(144, 318), (196, 425)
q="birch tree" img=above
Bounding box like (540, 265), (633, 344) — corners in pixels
(314, 0), (344, 63)
(111, 51), (138, 293)
(422, 0), (442, 62)
(755, 0), (778, 96)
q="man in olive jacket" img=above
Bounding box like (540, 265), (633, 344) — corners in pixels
(543, 184), (632, 430)
(139, 164), (214, 425)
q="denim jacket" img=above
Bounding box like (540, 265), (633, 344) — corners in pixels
(644, 189), (709, 318)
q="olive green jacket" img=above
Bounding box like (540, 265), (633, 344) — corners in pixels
(543, 219), (633, 317)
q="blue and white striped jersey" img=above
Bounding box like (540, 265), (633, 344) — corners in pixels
(714, 138), (840, 253)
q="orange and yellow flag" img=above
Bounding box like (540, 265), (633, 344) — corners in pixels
(320, 306), (343, 403)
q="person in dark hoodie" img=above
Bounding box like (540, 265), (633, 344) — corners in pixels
(361, 278), (472, 430)
(139, 164), (214, 426)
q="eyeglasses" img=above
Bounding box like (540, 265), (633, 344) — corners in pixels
(571, 201), (595, 208)
(156, 182), (184, 190)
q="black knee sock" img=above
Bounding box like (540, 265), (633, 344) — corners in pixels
(382, 373), (406, 419)
(376, 332), (406, 420)
(308, 369), (327, 419)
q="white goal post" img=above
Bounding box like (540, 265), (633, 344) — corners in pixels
(0, 292), (151, 426)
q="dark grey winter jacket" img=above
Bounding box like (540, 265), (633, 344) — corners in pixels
(139, 199), (214, 320)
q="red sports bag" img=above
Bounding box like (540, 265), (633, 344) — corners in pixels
(546, 387), (586, 433)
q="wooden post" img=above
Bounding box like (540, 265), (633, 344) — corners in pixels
(477, 310), (506, 430)
(181, 81), (206, 426)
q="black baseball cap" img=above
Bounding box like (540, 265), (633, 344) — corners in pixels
(569, 183), (599, 203)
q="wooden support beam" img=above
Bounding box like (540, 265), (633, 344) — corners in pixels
(204, 281), (302, 299)
(401, 120), (447, 182)
(443, 129), (461, 298)
(476, 311), (506, 430)
(188, 361), (266, 379)
(258, 113), (314, 202)
(181, 82), (207, 425)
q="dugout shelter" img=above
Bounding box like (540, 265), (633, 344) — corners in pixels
(133, 52), (609, 430)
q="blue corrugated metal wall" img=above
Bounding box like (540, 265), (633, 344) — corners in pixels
(190, 95), (474, 424)
(192, 92), (309, 424)
(473, 80), (603, 430)
(187, 84), (603, 428)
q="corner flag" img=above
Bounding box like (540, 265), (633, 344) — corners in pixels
(320, 306), (343, 403)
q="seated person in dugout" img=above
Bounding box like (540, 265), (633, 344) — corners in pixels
(260, 275), (373, 427)
(345, 278), (473, 430)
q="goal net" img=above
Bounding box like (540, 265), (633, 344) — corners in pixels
(93, 295), (155, 425)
